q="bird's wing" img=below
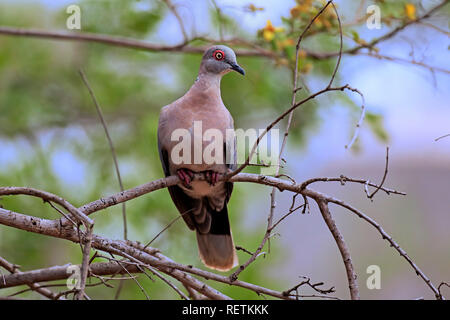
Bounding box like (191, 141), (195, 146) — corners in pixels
(157, 106), (197, 230)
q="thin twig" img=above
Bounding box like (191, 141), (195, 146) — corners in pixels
(360, 52), (450, 75)
(299, 174), (405, 196)
(368, 147), (389, 199)
(269, 204), (305, 232)
(210, 0), (224, 40)
(110, 256), (150, 300)
(143, 208), (193, 249)
(435, 133), (450, 142)
(344, 87), (366, 149)
(79, 69), (127, 240)
(438, 282), (450, 297)
(146, 265), (189, 300)
(235, 246), (254, 256)
(283, 276), (335, 297)
(47, 201), (77, 228)
(327, 1), (342, 89)
(163, 0), (189, 42)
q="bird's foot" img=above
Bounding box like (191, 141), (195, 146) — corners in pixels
(205, 170), (220, 186)
(177, 169), (194, 187)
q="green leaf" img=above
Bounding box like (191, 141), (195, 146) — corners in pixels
(366, 112), (389, 142)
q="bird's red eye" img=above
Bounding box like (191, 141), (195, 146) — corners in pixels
(213, 49), (225, 61)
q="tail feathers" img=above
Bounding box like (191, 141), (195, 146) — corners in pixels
(192, 199), (211, 234)
(195, 200), (238, 271)
(196, 232), (238, 272)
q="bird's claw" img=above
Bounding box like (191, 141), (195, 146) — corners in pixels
(205, 171), (219, 186)
(177, 169), (194, 187)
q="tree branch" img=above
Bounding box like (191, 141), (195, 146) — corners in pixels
(0, 262), (140, 290)
(0, 187), (93, 228)
(0, 206), (291, 299)
(2, 170), (441, 299)
(0, 256), (59, 299)
(316, 199), (359, 300)
(1, 0), (446, 64)
(0, 26), (270, 57)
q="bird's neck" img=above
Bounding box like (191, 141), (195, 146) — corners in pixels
(191, 72), (222, 97)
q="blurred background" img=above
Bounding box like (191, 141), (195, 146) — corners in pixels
(0, 0), (449, 299)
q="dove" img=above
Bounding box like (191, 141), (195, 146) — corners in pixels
(157, 45), (245, 271)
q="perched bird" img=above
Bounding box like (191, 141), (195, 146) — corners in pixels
(157, 45), (245, 271)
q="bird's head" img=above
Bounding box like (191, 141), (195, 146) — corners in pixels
(199, 45), (245, 77)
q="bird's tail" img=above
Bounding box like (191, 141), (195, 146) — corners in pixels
(195, 204), (238, 272)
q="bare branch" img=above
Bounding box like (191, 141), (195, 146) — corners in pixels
(0, 26), (269, 57)
(0, 262), (140, 289)
(299, 174), (405, 196)
(0, 187), (93, 228)
(2, 170), (432, 299)
(0, 256), (59, 299)
(183, 283), (206, 300)
(75, 225), (93, 300)
(324, 197), (443, 299)
(316, 199), (359, 299)
(0, 206), (293, 299)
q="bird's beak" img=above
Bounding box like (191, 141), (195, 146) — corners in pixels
(230, 63), (245, 76)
